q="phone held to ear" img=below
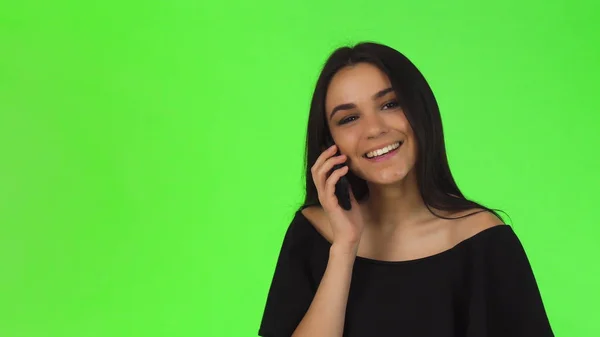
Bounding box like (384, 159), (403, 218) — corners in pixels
(325, 135), (352, 211)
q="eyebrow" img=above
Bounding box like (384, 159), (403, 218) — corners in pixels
(328, 87), (395, 121)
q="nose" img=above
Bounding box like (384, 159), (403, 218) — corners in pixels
(364, 113), (390, 139)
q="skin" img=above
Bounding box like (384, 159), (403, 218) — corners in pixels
(291, 62), (503, 337)
(317, 62), (503, 261)
(325, 62), (424, 229)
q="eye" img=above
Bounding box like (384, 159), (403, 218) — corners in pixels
(339, 116), (358, 125)
(382, 100), (399, 110)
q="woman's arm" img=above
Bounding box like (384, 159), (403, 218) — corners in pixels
(292, 243), (357, 337)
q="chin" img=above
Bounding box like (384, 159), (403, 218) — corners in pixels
(368, 168), (408, 185)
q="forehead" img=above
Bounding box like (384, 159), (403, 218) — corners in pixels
(325, 63), (392, 110)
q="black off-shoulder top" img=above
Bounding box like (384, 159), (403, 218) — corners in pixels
(258, 209), (554, 337)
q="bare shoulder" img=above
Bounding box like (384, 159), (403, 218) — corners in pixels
(450, 208), (505, 244)
(300, 206), (333, 243)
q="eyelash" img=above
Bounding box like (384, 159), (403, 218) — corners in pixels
(339, 100), (400, 125)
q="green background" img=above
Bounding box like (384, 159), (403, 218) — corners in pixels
(1, 0), (599, 336)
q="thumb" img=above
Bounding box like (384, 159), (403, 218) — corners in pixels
(348, 185), (358, 205)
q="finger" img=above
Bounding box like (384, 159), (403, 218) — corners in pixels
(312, 150), (345, 190)
(348, 184), (358, 205)
(316, 154), (347, 190)
(312, 144), (338, 172)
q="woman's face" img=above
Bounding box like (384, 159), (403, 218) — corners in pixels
(324, 62), (417, 185)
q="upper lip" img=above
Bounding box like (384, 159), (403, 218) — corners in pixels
(363, 141), (403, 156)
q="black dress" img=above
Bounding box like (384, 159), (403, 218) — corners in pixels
(258, 209), (554, 337)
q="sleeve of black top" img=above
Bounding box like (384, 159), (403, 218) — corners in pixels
(258, 211), (316, 337)
(465, 225), (554, 337)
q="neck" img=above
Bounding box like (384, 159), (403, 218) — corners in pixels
(360, 169), (432, 233)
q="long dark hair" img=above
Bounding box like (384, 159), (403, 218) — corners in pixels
(298, 41), (509, 223)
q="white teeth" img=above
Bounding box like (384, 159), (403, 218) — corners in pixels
(365, 142), (401, 158)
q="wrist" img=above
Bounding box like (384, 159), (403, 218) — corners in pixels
(330, 242), (359, 258)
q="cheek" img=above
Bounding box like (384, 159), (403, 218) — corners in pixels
(405, 142), (418, 168)
(346, 158), (365, 178)
(392, 110), (412, 130)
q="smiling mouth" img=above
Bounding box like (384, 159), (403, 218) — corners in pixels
(363, 141), (403, 159)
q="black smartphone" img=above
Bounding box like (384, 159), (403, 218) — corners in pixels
(325, 135), (352, 210)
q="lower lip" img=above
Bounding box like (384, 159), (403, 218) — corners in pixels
(365, 144), (401, 162)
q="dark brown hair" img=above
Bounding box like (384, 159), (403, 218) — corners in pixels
(298, 41), (509, 223)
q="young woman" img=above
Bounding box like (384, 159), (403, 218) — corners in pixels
(258, 42), (554, 337)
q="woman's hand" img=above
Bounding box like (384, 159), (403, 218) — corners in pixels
(311, 144), (365, 253)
